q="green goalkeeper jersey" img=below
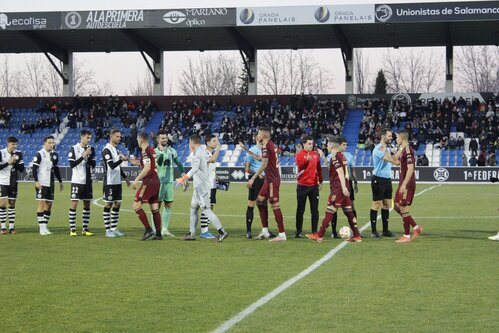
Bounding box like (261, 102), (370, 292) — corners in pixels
(155, 146), (185, 183)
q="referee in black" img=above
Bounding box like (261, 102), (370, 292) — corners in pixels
(370, 128), (396, 239)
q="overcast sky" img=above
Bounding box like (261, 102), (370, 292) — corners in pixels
(0, 0), (488, 95)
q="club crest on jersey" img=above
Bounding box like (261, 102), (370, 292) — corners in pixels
(37, 193), (42, 198)
(71, 193), (76, 198)
(105, 154), (110, 160)
(108, 195), (113, 200)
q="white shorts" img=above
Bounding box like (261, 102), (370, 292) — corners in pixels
(191, 187), (211, 209)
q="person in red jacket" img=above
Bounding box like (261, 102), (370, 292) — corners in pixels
(295, 136), (323, 238)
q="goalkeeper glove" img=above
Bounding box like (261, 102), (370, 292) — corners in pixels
(175, 174), (189, 188)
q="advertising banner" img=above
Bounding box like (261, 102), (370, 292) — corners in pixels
(0, 12), (61, 30)
(237, 5), (374, 26)
(149, 8), (236, 28)
(374, 1), (499, 23)
(62, 10), (147, 29)
(18, 166), (498, 184)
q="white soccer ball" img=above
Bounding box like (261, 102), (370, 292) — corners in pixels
(339, 226), (353, 239)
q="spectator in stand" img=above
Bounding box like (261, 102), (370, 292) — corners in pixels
(469, 138), (479, 156)
(488, 152), (496, 166)
(477, 150), (487, 166)
(462, 153), (468, 166)
(469, 155), (478, 166)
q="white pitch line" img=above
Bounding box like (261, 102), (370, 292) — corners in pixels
(211, 184), (441, 333)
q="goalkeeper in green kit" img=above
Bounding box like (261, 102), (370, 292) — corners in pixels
(155, 130), (188, 237)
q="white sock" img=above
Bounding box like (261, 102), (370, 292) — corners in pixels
(279, 232), (286, 238)
(262, 227), (269, 233)
(404, 234), (410, 238)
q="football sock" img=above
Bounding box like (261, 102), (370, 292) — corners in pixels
(345, 210), (360, 237)
(370, 209), (378, 233)
(200, 212), (209, 233)
(189, 208), (198, 234)
(162, 207), (171, 230)
(202, 208), (223, 231)
(246, 206), (254, 232)
(135, 208), (150, 230)
(353, 209), (357, 218)
(402, 216), (411, 235)
(43, 210), (51, 225)
(103, 207), (111, 230)
(69, 208), (77, 232)
(152, 209), (162, 236)
(273, 208), (285, 233)
(331, 212), (338, 237)
(8, 207), (15, 230)
(82, 209), (90, 230)
(318, 212), (334, 237)
(37, 212), (45, 225)
(257, 202), (269, 228)
(217, 227), (226, 235)
(0, 207), (6, 229)
(262, 227), (269, 233)
(381, 208), (390, 232)
(111, 207), (120, 230)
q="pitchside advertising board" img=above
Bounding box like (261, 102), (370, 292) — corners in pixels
(237, 5), (374, 26)
(62, 8), (236, 29)
(374, 1), (499, 23)
(17, 166), (499, 184)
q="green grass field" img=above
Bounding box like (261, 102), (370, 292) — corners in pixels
(0, 182), (498, 333)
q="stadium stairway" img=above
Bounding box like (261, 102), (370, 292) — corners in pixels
(342, 109), (363, 162)
(144, 111), (166, 135)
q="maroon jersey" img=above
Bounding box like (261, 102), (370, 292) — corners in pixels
(140, 146), (159, 185)
(398, 145), (416, 189)
(329, 151), (348, 193)
(262, 140), (280, 183)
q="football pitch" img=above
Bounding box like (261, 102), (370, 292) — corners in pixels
(1, 182), (498, 332)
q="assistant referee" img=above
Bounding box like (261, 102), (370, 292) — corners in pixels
(295, 136), (323, 238)
(370, 128), (396, 239)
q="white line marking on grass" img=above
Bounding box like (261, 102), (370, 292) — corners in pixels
(212, 185), (440, 333)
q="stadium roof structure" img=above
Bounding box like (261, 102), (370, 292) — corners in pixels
(0, 1), (497, 95)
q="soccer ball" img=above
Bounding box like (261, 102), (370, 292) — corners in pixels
(339, 226), (353, 239)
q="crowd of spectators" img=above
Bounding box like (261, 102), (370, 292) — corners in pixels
(0, 107), (12, 129)
(157, 94), (347, 155)
(358, 94), (499, 166)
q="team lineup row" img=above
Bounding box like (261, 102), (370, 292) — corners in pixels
(0, 127), (422, 243)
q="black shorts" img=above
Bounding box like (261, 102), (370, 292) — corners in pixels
(36, 186), (54, 202)
(0, 185), (16, 199)
(210, 188), (217, 205)
(248, 177), (265, 201)
(103, 184), (122, 202)
(371, 176), (392, 201)
(7, 184), (18, 200)
(70, 183), (93, 201)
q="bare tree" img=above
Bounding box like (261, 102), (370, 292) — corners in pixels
(23, 55), (49, 97)
(72, 58), (97, 96)
(128, 70), (154, 96)
(0, 55), (23, 97)
(258, 50), (334, 95)
(455, 46), (499, 92)
(46, 60), (62, 97)
(354, 49), (370, 94)
(383, 49), (443, 93)
(179, 53), (240, 95)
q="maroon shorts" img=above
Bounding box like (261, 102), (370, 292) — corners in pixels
(134, 182), (160, 204)
(258, 180), (280, 204)
(327, 191), (353, 209)
(394, 187), (415, 207)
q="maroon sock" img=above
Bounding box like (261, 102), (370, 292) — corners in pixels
(402, 216), (411, 235)
(273, 208), (285, 233)
(407, 215), (417, 228)
(318, 212), (334, 237)
(135, 208), (150, 230)
(152, 210), (161, 234)
(345, 210), (360, 237)
(353, 209), (357, 218)
(257, 203), (269, 228)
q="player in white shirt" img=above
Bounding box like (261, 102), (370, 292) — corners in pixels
(68, 129), (96, 237)
(176, 134), (228, 242)
(32, 135), (63, 235)
(101, 128), (129, 238)
(0, 136), (24, 234)
(199, 134), (221, 239)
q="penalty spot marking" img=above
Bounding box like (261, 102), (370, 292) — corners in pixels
(211, 185), (441, 333)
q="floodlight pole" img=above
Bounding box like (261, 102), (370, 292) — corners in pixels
(445, 45), (454, 93)
(62, 52), (74, 97)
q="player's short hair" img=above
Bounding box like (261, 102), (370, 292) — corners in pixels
(381, 128), (392, 137)
(43, 135), (54, 143)
(330, 136), (347, 146)
(157, 130), (168, 137)
(190, 134), (201, 144)
(138, 132), (149, 141)
(258, 127), (270, 138)
(7, 136), (18, 143)
(204, 134), (216, 144)
(80, 129), (92, 137)
(110, 128), (121, 135)
(302, 135), (314, 144)
(398, 129), (409, 139)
